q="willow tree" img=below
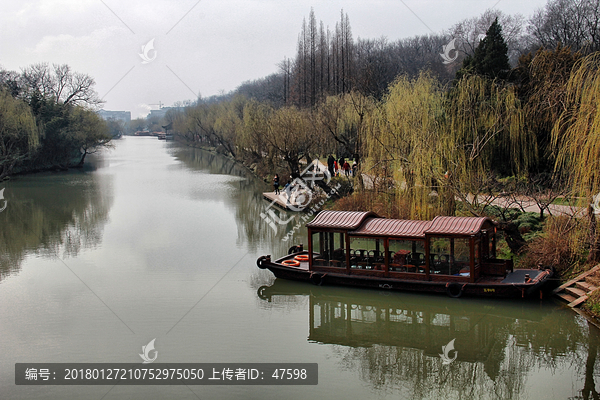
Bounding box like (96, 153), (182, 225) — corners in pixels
(0, 90), (39, 179)
(365, 73), (446, 219)
(316, 91), (374, 161)
(517, 45), (581, 170)
(364, 73), (536, 222)
(263, 106), (319, 178)
(239, 99), (274, 174)
(66, 107), (111, 166)
(446, 75), (537, 215)
(552, 53), (600, 262)
(213, 95), (248, 159)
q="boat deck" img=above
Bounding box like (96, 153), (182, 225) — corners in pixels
(297, 262), (309, 270)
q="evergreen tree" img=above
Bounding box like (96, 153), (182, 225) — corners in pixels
(458, 18), (510, 80)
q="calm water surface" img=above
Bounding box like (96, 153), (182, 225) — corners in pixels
(0, 137), (598, 399)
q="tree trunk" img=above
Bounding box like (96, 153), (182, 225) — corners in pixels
(588, 205), (600, 263)
(285, 155), (301, 179)
(497, 221), (527, 254)
(77, 151), (87, 167)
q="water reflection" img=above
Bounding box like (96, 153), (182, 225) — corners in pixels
(258, 280), (599, 399)
(0, 143), (303, 283)
(0, 170), (113, 281)
(169, 146), (309, 255)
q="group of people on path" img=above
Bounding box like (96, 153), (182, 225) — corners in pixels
(272, 155), (357, 197)
(327, 155), (355, 177)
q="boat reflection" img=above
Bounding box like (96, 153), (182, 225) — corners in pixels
(258, 279), (599, 399)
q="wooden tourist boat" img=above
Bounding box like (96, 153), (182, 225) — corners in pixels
(257, 210), (553, 299)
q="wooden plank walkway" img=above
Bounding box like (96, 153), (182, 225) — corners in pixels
(553, 264), (600, 308)
(263, 191), (303, 211)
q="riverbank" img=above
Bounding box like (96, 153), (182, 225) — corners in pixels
(152, 137), (600, 319)
(176, 139), (276, 184)
(582, 271), (600, 322)
(3, 136), (599, 399)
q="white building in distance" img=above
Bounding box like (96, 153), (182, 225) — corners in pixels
(147, 107), (184, 120)
(98, 110), (131, 123)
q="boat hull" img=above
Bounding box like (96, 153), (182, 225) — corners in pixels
(257, 255), (552, 299)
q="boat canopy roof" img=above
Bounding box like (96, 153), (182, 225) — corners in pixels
(308, 211), (494, 238)
(306, 210), (377, 230)
(426, 216), (494, 236)
(352, 218), (431, 239)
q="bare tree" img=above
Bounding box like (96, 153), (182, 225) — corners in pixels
(20, 63), (54, 98)
(528, 0), (600, 53)
(21, 63), (103, 108)
(524, 173), (568, 219)
(0, 68), (24, 97)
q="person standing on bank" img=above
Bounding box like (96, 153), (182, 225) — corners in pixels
(273, 174), (280, 195)
(327, 155), (335, 177)
(284, 180), (292, 203)
(343, 160), (350, 176)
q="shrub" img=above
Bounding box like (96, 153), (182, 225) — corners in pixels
(582, 290), (600, 318)
(520, 216), (587, 274)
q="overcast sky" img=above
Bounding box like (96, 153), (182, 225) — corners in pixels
(1, 0), (548, 118)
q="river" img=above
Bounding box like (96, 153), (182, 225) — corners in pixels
(0, 137), (598, 399)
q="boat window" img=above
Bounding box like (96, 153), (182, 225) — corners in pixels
(480, 229), (495, 260)
(312, 231), (346, 268)
(489, 229), (497, 259)
(311, 231), (321, 255)
(349, 237), (385, 270)
(430, 237), (471, 276)
(389, 239), (426, 273)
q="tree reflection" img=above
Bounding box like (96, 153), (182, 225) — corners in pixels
(170, 145), (308, 256)
(258, 280), (599, 399)
(582, 326), (600, 400)
(0, 172), (113, 281)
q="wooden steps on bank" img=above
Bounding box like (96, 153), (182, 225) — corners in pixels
(553, 265), (600, 307)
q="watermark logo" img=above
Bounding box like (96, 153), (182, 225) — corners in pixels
(0, 188), (6, 213)
(440, 38), (458, 64)
(139, 39), (157, 64)
(260, 160), (340, 239)
(139, 338), (158, 364)
(439, 338), (457, 364)
(592, 193), (600, 214)
(285, 178), (314, 212)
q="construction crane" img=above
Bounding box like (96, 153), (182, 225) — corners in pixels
(149, 101), (163, 110)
